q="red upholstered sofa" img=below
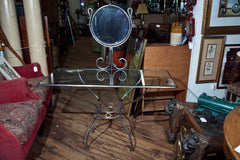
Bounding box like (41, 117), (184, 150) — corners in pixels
(0, 63), (52, 160)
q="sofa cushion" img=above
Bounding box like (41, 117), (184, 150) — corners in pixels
(27, 77), (50, 102)
(0, 100), (43, 144)
(13, 63), (44, 78)
(0, 77), (40, 104)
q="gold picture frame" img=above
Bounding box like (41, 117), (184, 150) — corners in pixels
(196, 36), (226, 83)
(202, 0), (240, 35)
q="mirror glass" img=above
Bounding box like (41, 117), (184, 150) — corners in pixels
(90, 5), (131, 47)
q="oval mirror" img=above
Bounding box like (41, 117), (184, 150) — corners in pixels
(89, 5), (132, 47)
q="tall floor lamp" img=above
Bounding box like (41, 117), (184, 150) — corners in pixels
(136, 3), (148, 27)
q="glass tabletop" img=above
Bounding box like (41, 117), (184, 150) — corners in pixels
(39, 68), (177, 89)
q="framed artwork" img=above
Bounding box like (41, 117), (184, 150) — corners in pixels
(218, 0), (240, 17)
(196, 36), (226, 83)
(217, 44), (240, 89)
(0, 57), (21, 80)
(202, 0), (240, 34)
(118, 35), (147, 117)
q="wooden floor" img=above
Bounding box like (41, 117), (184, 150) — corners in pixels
(26, 37), (175, 160)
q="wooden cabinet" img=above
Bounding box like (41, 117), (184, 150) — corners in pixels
(141, 44), (191, 115)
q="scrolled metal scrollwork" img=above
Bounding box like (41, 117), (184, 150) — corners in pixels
(96, 69), (110, 81)
(113, 69), (127, 82)
(96, 68), (128, 85)
(96, 57), (110, 70)
(96, 51), (127, 70)
(112, 57), (128, 70)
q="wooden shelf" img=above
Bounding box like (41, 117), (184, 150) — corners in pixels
(142, 98), (173, 112)
(141, 44), (191, 115)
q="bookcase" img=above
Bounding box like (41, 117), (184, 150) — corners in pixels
(141, 44), (191, 115)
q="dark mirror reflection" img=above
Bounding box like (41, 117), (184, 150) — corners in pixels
(91, 6), (130, 45)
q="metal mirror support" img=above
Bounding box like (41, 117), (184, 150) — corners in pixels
(88, 5), (132, 70)
(87, 5), (136, 151)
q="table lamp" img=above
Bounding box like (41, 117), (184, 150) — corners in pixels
(136, 3), (148, 27)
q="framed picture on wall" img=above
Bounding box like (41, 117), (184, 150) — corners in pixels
(217, 44), (240, 89)
(196, 36), (226, 83)
(0, 57), (21, 80)
(202, 0), (240, 34)
(218, 0), (240, 17)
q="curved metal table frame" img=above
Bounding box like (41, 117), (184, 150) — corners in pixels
(39, 68), (177, 152)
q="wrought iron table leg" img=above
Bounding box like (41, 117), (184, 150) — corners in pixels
(117, 88), (148, 152)
(65, 84), (147, 151)
(119, 109), (134, 152)
(85, 114), (99, 151)
(64, 86), (101, 151)
(122, 111), (134, 135)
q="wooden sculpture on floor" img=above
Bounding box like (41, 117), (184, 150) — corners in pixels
(0, 26), (25, 65)
(165, 100), (225, 160)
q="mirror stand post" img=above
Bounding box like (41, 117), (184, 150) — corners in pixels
(86, 4), (136, 152)
(109, 47), (114, 71)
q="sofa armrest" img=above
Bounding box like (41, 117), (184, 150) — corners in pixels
(13, 63), (44, 78)
(0, 77), (39, 104)
(0, 122), (25, 160)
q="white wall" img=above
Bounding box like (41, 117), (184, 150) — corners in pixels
(186, 1), (240, 102)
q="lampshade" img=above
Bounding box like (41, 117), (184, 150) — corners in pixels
(136, 4), (148, 14)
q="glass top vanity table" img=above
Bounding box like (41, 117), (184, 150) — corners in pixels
(40, 69), (176, 89)
(39, 4), (177, 152)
